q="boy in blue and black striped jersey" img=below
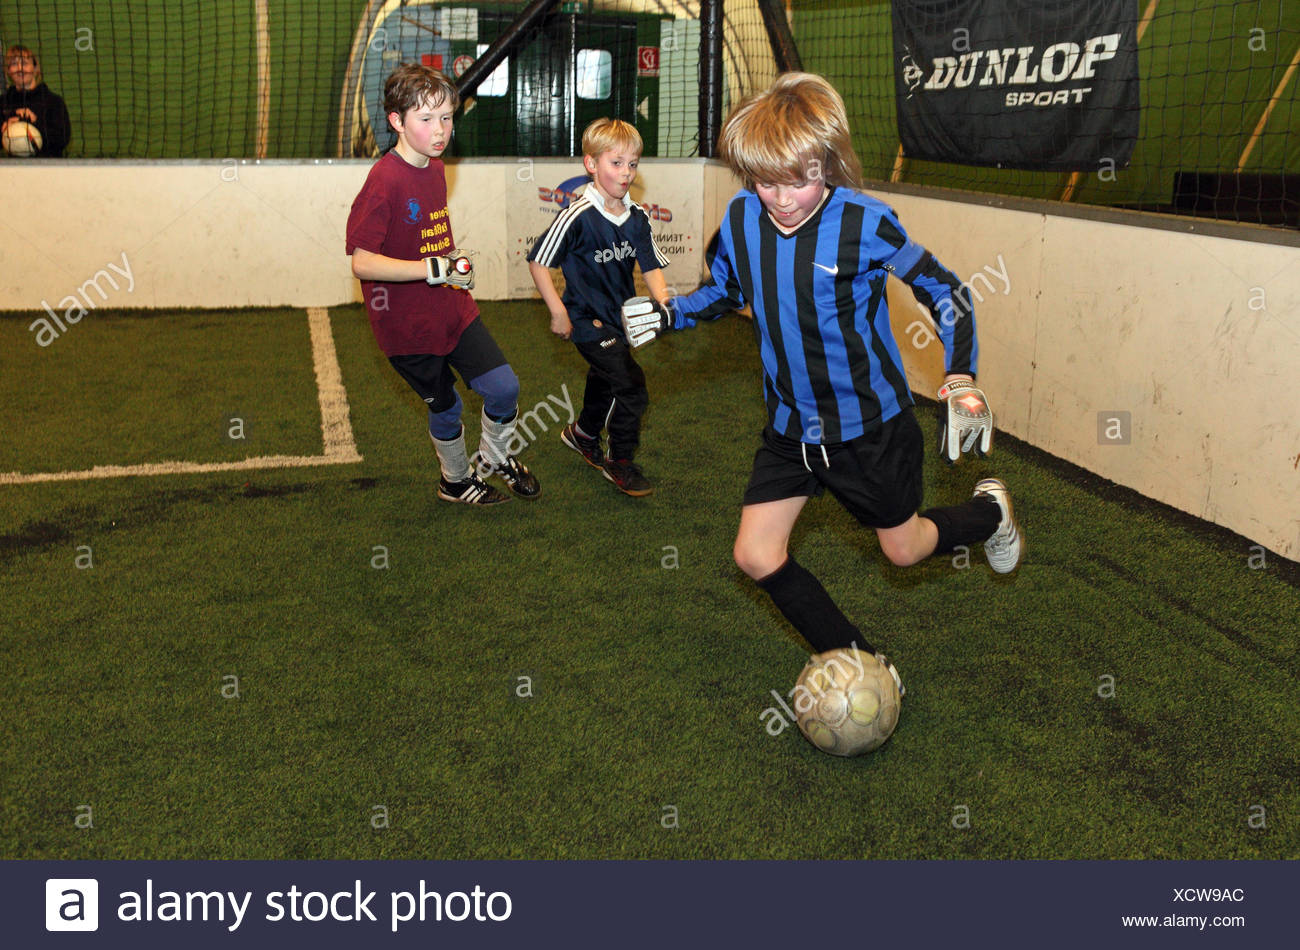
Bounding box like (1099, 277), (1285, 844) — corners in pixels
(647, 73), (1024, 692)
(528, 119), (671, 496)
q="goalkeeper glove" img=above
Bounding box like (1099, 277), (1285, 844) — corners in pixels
(621, 296), (672, 348)
(937, 377), (993, 462)
(425, 254), (474, 291)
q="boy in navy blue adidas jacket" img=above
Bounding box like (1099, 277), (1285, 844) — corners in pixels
(528, 119), (670, 496)
(621, 73), (1024, 694)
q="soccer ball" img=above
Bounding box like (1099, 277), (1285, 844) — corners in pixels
(792, 647), (901, 756)
(2, 120), (42, 157)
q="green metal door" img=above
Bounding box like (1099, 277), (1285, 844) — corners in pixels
(454, 10), (645, 158)
(567, 16), (637, 157)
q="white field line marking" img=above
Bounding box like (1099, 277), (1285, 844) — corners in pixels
(307, 306), (362, 461)
(0, 308), (362, 485)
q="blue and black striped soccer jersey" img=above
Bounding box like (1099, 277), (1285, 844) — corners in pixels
(672, 186), (977, 445)
(527, 185), (669, 344)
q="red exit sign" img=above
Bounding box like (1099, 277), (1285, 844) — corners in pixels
(637, 46), (660, 78)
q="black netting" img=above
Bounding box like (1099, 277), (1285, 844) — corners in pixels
(2, 1), (1295, 226)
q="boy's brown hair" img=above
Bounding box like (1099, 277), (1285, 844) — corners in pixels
(581, 118), (643, 162)
(4, 45), (41, 83)
(384, 63), (458, 119)
(718, 72), (862, 190)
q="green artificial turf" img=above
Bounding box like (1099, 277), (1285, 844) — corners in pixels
(1, 303), (1297, 860)
(4, 308), (322, 473)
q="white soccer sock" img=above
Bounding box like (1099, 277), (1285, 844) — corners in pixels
(478, 409), (516, 467)
(431, 427), (471, 482)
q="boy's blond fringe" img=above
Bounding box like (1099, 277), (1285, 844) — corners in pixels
(581, 117), (643, 160)
(718, 72), (862, 190)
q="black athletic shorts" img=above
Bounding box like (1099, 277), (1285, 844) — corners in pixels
(387, 317), (507, 413)
(742, 408), (924, 529)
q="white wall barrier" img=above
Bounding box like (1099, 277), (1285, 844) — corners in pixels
(0, 158), (717, 309)
(883, 191), (1299, 562)
(2, 160), (1295, 559)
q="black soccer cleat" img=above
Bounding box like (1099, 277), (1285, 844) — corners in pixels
(472, 451), (540, 499)
(560, 423), (605, 470)
(437, 472), (509, 506)
(602, 458), (653, 497)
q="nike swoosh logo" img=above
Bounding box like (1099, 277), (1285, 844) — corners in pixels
(813, 262), (838, 275)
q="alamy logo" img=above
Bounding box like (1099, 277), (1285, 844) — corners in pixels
(46, 879), (99, 932)
(593, 241), (636, 264)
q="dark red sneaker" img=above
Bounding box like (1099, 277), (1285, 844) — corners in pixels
(602, 458), (653, 497)
(560, 423), (605, 469)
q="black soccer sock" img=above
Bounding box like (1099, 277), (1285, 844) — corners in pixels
(921, 494), (1001, 554)
(755, 557), (877, 655)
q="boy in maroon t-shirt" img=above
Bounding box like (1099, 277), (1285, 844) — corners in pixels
(346, 64), (539, 504)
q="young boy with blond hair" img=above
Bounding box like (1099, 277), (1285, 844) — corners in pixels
(528, 118), (670, 496)
(623, 73), (1024, 692)
(347, 64), (539, 505)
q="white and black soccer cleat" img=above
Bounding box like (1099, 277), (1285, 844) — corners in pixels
(973, 477), (1023, 573)
(437, 472), (509, 506)
(471, 451), (540, 499)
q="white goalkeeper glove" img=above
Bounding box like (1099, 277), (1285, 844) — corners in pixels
(937, 377), (993, 462)
(620, 296), (672, 348)
(425, 254), (474, 291)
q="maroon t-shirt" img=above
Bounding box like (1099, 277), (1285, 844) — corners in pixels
(346, 150), (478, 356)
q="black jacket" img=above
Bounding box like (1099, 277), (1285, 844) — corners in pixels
(2, 82), (71, 157)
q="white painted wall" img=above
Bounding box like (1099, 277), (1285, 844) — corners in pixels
(2, 161), (370, 310)
(880, 191), (1300, 561)
(2, 160), (1295, 558)
(0, 159), (717, 309)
